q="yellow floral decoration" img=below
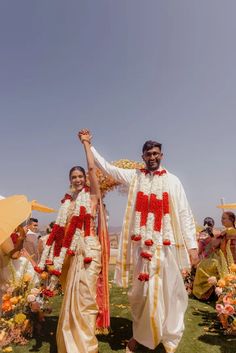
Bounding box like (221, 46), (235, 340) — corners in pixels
(14, 313), (27, 325)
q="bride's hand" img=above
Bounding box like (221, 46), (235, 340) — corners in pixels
(78, 129), (92, 144)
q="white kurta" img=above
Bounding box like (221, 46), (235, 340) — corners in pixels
(91, 146), (197, 351)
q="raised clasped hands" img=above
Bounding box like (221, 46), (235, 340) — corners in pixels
(78, 128), (92, 144)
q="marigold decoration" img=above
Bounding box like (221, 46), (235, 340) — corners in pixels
(9, 297), (19, 305)
(0, 259), (52, 348)
(213, 246), (236, 335)
(131, 168), (172, 281)
(23, 273), (32, 283)
(14, 314), (26, 325)
(85, 159), (145, 197)
(2, 301), (12, 313)
(40, 271), (48, 280)
(2, 294), (11, 302)
(217, 279), (226, 288)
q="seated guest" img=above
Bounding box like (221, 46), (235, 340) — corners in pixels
(193, 211), (236, 300)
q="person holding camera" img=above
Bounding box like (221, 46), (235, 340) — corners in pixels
(198, 217), (219, 260)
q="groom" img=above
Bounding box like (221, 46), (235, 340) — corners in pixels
(80, 129), (198, 353)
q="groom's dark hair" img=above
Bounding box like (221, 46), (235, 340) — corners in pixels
(142, 140), (162, 154)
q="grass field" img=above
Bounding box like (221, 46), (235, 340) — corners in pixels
(7, 271), (236, 353)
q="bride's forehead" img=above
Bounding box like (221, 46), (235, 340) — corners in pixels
(71, 170), (85, 177)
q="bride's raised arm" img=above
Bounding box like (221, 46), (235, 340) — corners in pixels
(78, 129), (101, 200)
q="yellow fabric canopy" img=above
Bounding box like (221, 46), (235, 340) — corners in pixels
(31, 200), (56, 213)
(217, 203), (236, 210)
(0, 195), (31, 246)
(0, 195), (56, 246)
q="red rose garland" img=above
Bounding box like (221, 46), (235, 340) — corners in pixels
(140, 251), (153, 261)
(131, 235), (142, 241)
(132, 169), (171, 281)
(144, 239), (154, 246)
(36, 188), (94, 283)
(42, 289), (55, 298)
(138, 273), (150, 281)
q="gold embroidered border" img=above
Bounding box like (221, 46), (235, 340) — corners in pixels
(121, 177), (137, 286)
(150, 247), (161, 346)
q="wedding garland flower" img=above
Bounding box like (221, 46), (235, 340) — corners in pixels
(35, 188), (92, 283)
(131, 169), (171, 281)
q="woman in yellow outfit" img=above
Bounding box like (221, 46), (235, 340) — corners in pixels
(193, 211), (236, 300)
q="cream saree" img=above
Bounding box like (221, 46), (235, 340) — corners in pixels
(57, 236), (101, 353)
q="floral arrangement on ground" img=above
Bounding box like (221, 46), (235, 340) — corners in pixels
(208, 247), (236, 335)
(0, 260), (52, 349)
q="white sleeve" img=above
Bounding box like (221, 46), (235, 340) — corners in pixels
(174, 177), (198, 250)
(91, 146), (135, 185)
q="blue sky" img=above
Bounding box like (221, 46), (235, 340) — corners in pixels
(0, 0), (236, 228)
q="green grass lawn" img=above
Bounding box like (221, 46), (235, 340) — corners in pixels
(7, 271), (236, 353)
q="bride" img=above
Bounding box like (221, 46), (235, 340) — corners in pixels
(36, 130), (110, 353)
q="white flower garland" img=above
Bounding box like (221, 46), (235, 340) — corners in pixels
(131, 169), (172, 279)
(37, 198), (71, 271)
(37, 188), (91, 273)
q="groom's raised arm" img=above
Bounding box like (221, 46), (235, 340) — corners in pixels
(91, 146), (135, 185)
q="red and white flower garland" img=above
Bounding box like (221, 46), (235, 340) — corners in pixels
(131, 169), (172, 281)
(35, 187), (92, 281)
